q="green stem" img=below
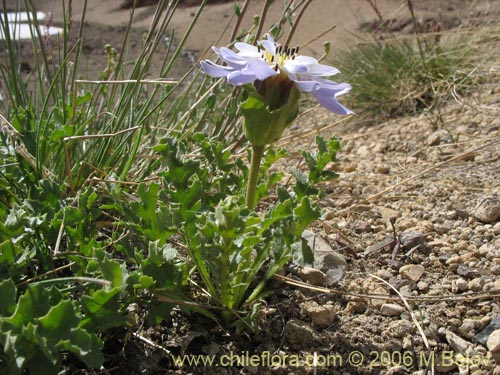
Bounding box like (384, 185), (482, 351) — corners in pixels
(245, 145), (265, 209)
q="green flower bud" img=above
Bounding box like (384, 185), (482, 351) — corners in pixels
(241, 72), (301, 147)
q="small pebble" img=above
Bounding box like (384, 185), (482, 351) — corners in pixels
(492, 265), (500, 276)
(399, 264), (425, 282)
(298, 267), (327, 286)
(487, 329), (500, 364)
(468, 277), (485, 292)
(381, 303), (404, 316)
(455, 278), (468, 292)
(446, 330), (472, 354)
(475, 195), (500, 223)
(301, 301), (336, 329)
(417, 281), (429, 291)
(458, 319), (481, 339)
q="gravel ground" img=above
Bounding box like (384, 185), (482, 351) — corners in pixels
(120, 38), (500, 375)
(261, 50), (500, 375)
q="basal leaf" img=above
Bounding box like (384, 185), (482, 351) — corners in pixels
(100, 257), (126, 288)
(23, 348), (59, 375)
(56, 328), (103, 368)
(4, 285), (53, 329)
(38, 300), (79, 340)
(80, 287), (125, 331)
(0, 279), (17, 316)
(293, 196), (321, 236)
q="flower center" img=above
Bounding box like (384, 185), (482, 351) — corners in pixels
(258, 44), (299, 69)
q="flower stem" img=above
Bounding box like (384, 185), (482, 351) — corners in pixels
(246, 145), (265, 210)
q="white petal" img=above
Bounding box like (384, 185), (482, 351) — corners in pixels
(312, 86), (354, 114)
(247, 59), (278, 81)
(282, 60), (309, 74)
(218, 47), (250, 63)
(260, 39), (276, 55)
(234, 42), (261, 58)
(292, 79), (319, 93)
(227, 70), (257, 85)
(315, 79), (352, 95)
(293, 55), (318, 65)
(200, 60), (234, 78)
(313, 92), (354, 114)
(331, 83), (352, 96)
(308, 64), (339, 76)
(212, 46), (221, 56)
(265, 33), (276, 45)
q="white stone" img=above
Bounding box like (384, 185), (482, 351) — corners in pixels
(381, 303), (404, 316)
(399, 264), (426, 282)
(475, 196), (500, 223)
(446, 330), (472, 355)
(487, 330), (500, 364)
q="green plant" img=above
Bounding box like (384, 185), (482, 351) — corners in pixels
(0, 0), (216, 194)
(1, 0), (347, 371)
(105, 132), (341, 328)
(0, 280), (104, 375)
(0, 0), (212, 371)
(149, 133), (340, 328)
(332, 32), (480, 120)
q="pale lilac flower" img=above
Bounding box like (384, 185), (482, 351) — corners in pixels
(201, 34), (353, 115)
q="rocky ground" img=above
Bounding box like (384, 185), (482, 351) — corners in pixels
(110, 74), (500, 375)
(111, 31), (500, 375)
(291, 82), (500, 375)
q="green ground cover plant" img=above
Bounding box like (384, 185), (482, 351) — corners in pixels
(0, 0), (345, 372)
(332, 3), (488, 122)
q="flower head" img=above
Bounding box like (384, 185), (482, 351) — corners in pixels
(201, 34), (353, 115)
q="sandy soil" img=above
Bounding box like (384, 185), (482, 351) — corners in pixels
(6, 0), (497, 56)
(4, 0), (498, 81)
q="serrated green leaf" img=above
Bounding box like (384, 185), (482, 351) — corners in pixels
(138, 275), (155, 289)
(303, 151), (317, 170)
(142, 242), (187, 291)
(277, 186), (291, 202)
(293, 197), (321, 236)
(80, 288), (125, 331)
(0, 240), (17, 277)
(62, 206), (83, 225)
(100, 257), (125, 288)
(146, 301), (173, 326)
(291, 168), (308, 186)
(316, 134), (328, 153)
(241, 235), (263, 248)
(80, 288), (120, 315)
(0, 279), (17, 316)
(4, 285), (52, 329)
(56, 327), (103, 368)
(23, 348), (59, 375)
(147, 240), (177, 265)
(0, 283), (104, 374)
(179, 176), (203, 209)
(38, 300), (79, 340)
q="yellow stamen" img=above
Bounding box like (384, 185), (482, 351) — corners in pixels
(260, 43), (299, 68)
